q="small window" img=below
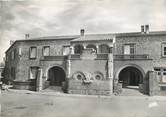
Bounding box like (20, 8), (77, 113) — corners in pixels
(43, 46), (50, 56)
(6, 55), (9, 62)
(11, 51), (14, 60)
(29, 47), (37, 59)
(162, 43), (166, 57)
(163, 72), (166, 75)
(18, 48), (22, 56)
(63, 46), (70, 55)
(154, 68), (160, 71)
(11, 67), (16, 80)
(164, 47), (166, 56)
(124, 44), (135, 55)
(158, 72), (161, 75)
(29, 67), (38, 79)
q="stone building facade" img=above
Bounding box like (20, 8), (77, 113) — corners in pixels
(4, 26), (166, 95)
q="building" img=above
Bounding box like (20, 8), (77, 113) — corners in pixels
(4, 25), (166, 95)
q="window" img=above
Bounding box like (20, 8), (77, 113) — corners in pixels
(86, 44), (97, 53)
(162, 43), (166, 57)
(29, 47), (37, 59)
(74, 45), (84, 54)
(164, 47), (166, 56)
(18, 48), (22, 56)
(154, 68), (166, 83)
(6, 55), (9, 62)
(63, 46), (70, 55)
(99, 44), (110, 53)
(11, 51), (14, 60)
(29, 67), (38, 79)
(43, 46), (50, 56)
(11, 67), (16, 80)
(124, 44), (135, 54)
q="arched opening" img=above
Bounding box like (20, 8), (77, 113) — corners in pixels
(99, 44), (110, 53)
(86, 44), (97, 53)
(74, 44), (84, 54)
(48, 66), (66, 86)
(118, 66), (143, 87)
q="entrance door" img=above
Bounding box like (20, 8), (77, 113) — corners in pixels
(48, 66), (66, 86)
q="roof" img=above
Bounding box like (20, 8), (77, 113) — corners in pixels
(19, 35), (79, 41)
(116, 31), (166, 37)
(71, 34), (115, 42)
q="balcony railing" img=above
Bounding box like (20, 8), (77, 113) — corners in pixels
(41, 56), (67, 61)
(70, 54), (81, 59)
(114, 54), (150, 60)
(96, 54), (108, 59)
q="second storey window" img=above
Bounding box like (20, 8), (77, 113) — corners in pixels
(43, 46), (50, 56)
(29, 67), (38, 79)
(29, 47), (37, 59)
(123, 44), (135, 54)
(162, 43), (166, 57)
(63, 46), (70, 55)
(164, 47), (166, 56)
(11, 51), (14, 60)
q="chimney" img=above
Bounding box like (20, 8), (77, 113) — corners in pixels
(145, 25), (149, 34)
(25, 34), (30, 39)
(141, 25), (144, 34)
(80, 29), (85, 36)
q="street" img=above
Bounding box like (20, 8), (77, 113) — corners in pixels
(1, 90), (166, 117)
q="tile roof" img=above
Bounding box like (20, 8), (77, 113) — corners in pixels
(22, 35), (79, 41)
(116, 31), (166, 37)
(71, 34), (115, 42)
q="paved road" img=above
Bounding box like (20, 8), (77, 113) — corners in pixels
(1, 91), (166, 117)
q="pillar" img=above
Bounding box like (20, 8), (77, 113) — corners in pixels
(96, 45), (99, 53)
(108, 53), (113, 94)
(70, 46), (74, 54)
(36, 68), (43, 91)
(67, 55), (71, 78)
(83, 45), (86, 49)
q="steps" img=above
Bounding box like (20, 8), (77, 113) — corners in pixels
(119, 86), (145, 96)
(42, 86), (64, 93)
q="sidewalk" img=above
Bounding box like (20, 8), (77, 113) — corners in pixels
(2, 88), (166, 101)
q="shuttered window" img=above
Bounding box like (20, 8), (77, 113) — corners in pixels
(29, 67), (38, 79)
(43, 46), (50, 56)
(29, 47), (37, 59)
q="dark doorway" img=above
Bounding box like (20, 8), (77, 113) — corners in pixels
(119, 67), (143, 87)
(48, 66), (66, 86)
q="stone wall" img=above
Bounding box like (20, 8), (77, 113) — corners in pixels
(68, 79), (111, 95)
(5, 39), (71, 82)
(67, 49), (113, 95)
(148, 71), (166, 96)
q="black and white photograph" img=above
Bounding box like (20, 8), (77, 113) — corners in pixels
(1, 0), (166, 117)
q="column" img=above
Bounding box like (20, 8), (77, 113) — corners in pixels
(83, 44), (86, 49)
(66, 55), (71, 78)
(96, 45), (99, 53)
(70, 46), (74, 54)
(108, 53), (113, 94)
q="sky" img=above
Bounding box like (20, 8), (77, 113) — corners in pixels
(0, 0), (166, 62)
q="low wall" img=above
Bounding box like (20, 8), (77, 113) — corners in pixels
(67, 79), (111, 95)
(13, 80), (36, 91)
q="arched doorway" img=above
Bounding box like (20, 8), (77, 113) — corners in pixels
(118, 66), (143, 87)
(74, 44), (84, 54)
(99, 44), (110, 53)
(48, 66), (66, 86)
(86, 44), (97, 53)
